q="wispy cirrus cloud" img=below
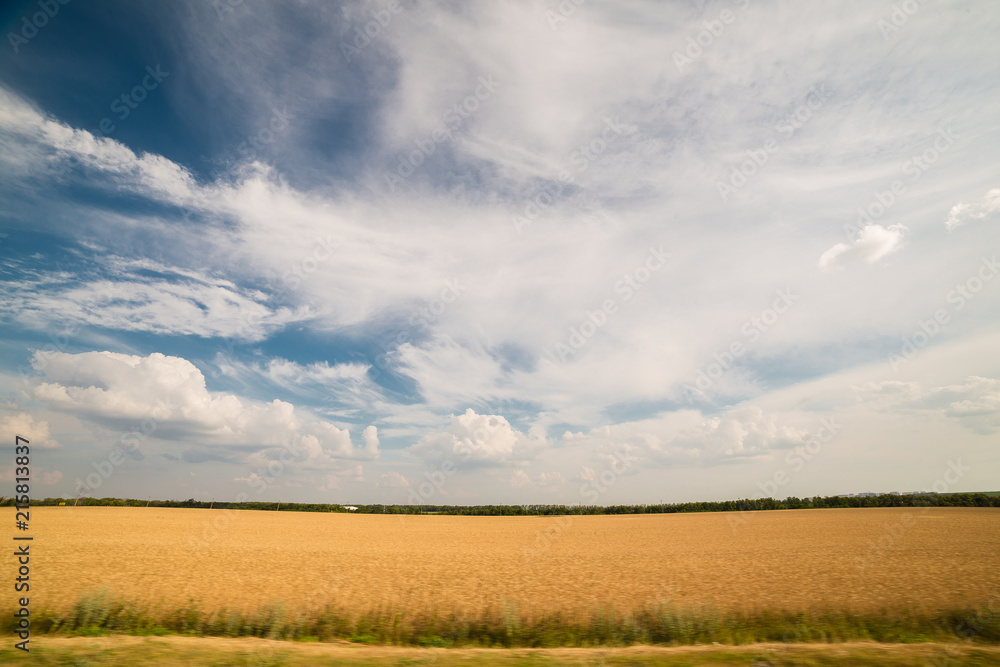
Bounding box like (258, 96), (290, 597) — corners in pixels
(2, 259), (311, 341)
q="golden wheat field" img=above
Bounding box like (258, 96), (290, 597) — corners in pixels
(10, 506), (1000, 618)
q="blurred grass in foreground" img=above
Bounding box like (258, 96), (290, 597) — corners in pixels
(3, 589), (999, 648)
(2, 636), (1000, 666)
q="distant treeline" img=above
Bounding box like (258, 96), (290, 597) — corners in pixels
(5, 492), (999, 514)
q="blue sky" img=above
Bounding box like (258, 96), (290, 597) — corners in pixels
(1, 0), (998, 505)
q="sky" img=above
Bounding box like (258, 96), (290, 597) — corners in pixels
(0, 0), (998, 506)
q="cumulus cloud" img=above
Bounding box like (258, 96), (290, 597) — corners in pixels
(564, 405), (810, 464)
(0, 412), (61, 449)
(935, 378), (1000, 433)
(818, 224), (907, 270)
(851, 380), (923, 409)
(42, 470), (64, 485)
(315, 464), (364, 491)
(537, 471), (564, 487)
(298, 422), (380, 464)
(233, 472), (266, 485)
(500, 469), (566, 488)
(946, 188), (1000, 230)
(29, 350), (378, 463)
(0, 464), (62, 486)
(409, 408), (548, 466)
(377, 471), (410, 488)
(857, 376), (1000, 434)
(506, 469), (531, 487)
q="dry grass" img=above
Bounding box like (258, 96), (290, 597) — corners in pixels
(9, 505), (999, 620)
(4, 637), (1000, 666)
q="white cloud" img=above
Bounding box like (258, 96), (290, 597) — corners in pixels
(233, 472), (266, 485)
(857, 376), (1000, 434)
(564, 405), (810, 464)
(42, 470), (64, 485)
(377, 471), (410, 488)
(1, 258), (310, 342)
(818, 224), (907, 270)
(506, 469), (531, 488)
(299, 422), (380, 463)
(29, 350), (378, 464)
(0, 61), (988, 434)
(0, 412), (61, 450)
(946, 187), (1000, 230)
(537, 471), (564, 487)
(409, 408), (548, 466)
(0, 86), (199, 205)
(216, 356), (382, 412)
(0, 464), (62, 486)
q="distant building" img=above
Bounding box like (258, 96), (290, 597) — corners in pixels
(835, 491), (901, 497)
